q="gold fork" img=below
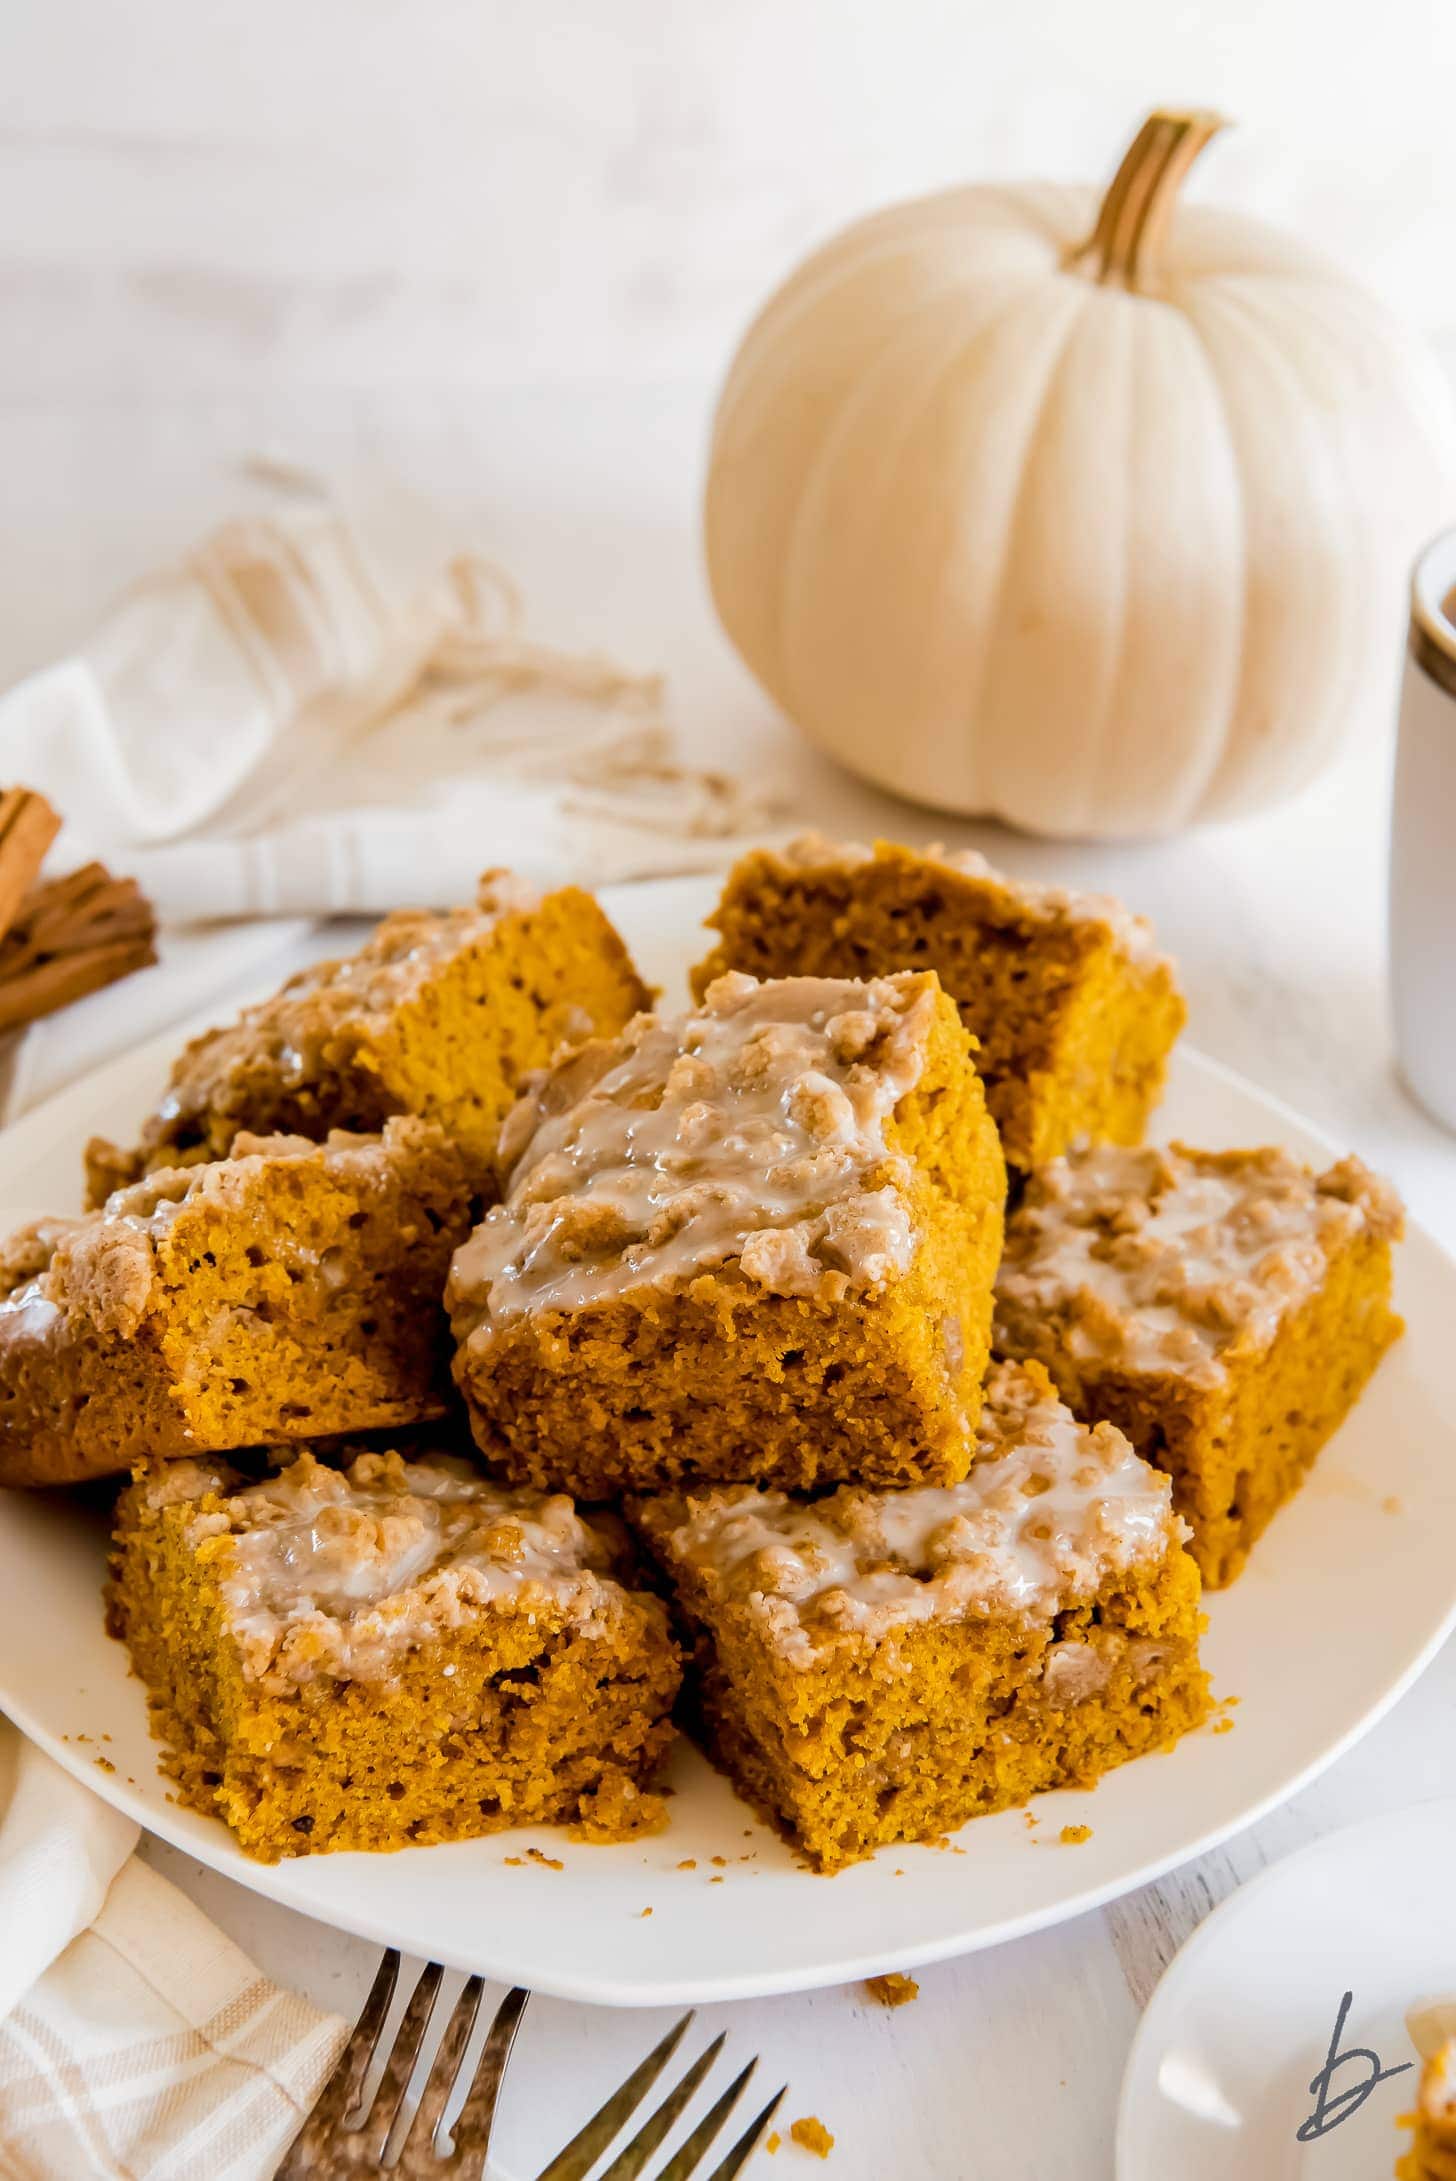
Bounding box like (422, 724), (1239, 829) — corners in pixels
(277, 1949), (786, 2180)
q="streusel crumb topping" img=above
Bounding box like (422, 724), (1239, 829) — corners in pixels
(152, 870), (540, 1129)
(996, 1143), (1403, 1387)
(637, 1361), (1178, 1667)
(449, 970), (940, 1323)
(146, 1448), (622, 1691)
(0, 1118), (442, 1340)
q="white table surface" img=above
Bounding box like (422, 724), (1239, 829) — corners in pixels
(5, 377), (1456, 2181)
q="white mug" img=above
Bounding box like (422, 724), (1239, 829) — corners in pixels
(1390, 527), (1456, 1135)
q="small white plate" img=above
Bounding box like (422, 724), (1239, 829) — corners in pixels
(1117, 1798), (1456, 2179)
(2, 874), (1455, 2007)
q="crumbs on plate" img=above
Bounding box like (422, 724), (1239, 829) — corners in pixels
(790, 2116), (834, 2157)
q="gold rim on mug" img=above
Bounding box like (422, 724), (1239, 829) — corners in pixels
(1409, 525), (1456, 699)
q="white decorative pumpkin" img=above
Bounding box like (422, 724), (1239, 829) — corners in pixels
(704, 111), (1456, 837)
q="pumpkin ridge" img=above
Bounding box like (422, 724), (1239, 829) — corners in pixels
(1059, 299), (1138, 835)
(967, 285), (1150, 828)
(1182, 278), (1355, 818)
(771, 278), (1070, 725)
(716, 195), (1065, 415)
(947, 289), (1096, 817)
(712, 261), (1055, 707)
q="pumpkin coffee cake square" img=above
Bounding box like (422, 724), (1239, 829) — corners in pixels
(691, 834), (1185, 1169)
(994, 1142), (1404, 1587)
(630, 1360), (1208, 1872)
(85, 869), (648, 1203)
(448, 967), (1006, 1497)
(0, 1119), (471, 1488)
(108, 1444), (681, 1859)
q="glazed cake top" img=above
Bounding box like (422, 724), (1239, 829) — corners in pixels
(143, 1447), (626, 1690)
(448, 968), (942, 1325)
(768, 833), (1168, 969)
(152, 868), (540, 1125)
(995, 1143), (1403, 1388)
(0, 1117), (443, 1342)
(635, 1362), (1181, 1667)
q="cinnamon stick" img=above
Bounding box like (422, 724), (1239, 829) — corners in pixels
(0, 788), (60, 945)
(0, 864), (154, 967)
(0, 937), (157, 1034)
(0, 861), (157, 1033)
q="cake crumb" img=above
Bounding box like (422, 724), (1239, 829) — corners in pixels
(677, 1858), (698, 1870)
(711, 1855), (728, 1867)
(1023, 1812), (1039, 1829)
(790, 2116), (834, 2158)
(1059, 1824), (1093, 1846)
(526, 1848), (565, 1870)
(92, 1756), (116, 1774)
(865, 1972), (919, 2008)
(1209, 1693), (1240, 1735)
(570, 1782), (669, 1845)
(1384, 1495), (1403, 1515)
(504, 1856), (523, 1866)
(640, 1906), (653, 1918)
(766, 2132), (781, 2155)
(709, 1875), (724, 1885)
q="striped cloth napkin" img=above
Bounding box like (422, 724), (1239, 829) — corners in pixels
(0, 465), (783, 928)
(0, 1722), (347, 2180)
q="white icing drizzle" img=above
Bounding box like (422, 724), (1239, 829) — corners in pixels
(996, 1143), (1402, 1389)
(0, 1285), (61, 1337)
(448, 969), (938, 1326)
(148, 1448), (622, 1690)
(640, 1361), (1181, 1668)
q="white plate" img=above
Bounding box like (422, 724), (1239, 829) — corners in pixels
(1117, 1797), (1456, 2178)
(2, 874), (1454, 2008)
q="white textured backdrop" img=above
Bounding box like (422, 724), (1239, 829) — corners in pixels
(2, 0), (1453, 399)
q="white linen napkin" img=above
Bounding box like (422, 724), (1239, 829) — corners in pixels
(0, 473), (785, 924)
(0, 1722), (347, 2181)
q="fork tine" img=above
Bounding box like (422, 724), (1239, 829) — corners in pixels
(317, 1948), (401, 2129)
(356, 1958), (444, 2157)
(703, 2086), (786, 2180)
(447, 1985), (530, 2174)
(652, 2058), (757, 2181)
(397, 1973), (486, 2164)
(274, 1948), (399, 2179)
(596, 2032), (728, 2180)
(535, 2011), (696, 2181)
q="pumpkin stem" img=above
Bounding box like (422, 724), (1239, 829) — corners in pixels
(1068, 108), (1228, 292)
